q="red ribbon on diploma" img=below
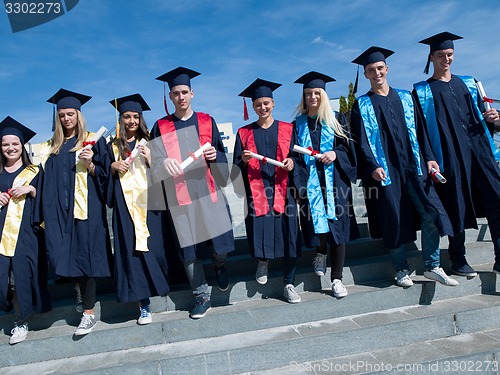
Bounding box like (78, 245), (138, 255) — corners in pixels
(483, 96), (494, 104)
(6, 188), (12, 198)
(262, 157), (267, 164)
(83, 141), (96, 147)
(187, 152), (199, 161)
(307, 146), (320, 156)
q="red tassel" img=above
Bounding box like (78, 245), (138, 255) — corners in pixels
(243, 97), (249, 121)
(163, 83), (170, 115)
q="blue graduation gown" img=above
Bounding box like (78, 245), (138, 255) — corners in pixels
(233, 120), (302, 259)
(150, 113), (234, 262)
(351, 88), (452, 249)
(42, 137), (112, 278)
(293, 113), (360, 248)
(106, 140), (170, 303)
(0, 165), (51, 320)
(412, 75), (500, 235)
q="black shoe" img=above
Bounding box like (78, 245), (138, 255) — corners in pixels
(494, 262), (500, 275)
(190, 296), (211, 319)
(451, 262), (477, 277)
(214, 265), (229, 291)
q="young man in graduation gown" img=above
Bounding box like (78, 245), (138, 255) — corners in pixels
(350, 47), (456, 288)
(413, 32), (500, 277)
(149, 67), (234, 319)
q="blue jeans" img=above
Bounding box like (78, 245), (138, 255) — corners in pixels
(390, 179), (441, 271)
(183, 253), (227, 299)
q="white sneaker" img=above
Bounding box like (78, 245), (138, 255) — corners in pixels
(9, 323), (28, 345)
(256, 260), (269, 285)
(137, 305), (152, 325)
(332, 279), (348, 298)
(396, 269), (414, 287)
(75, 313), (97, 335)
(424, 267), (458, 286)
(283, 284), (301, 303)
(313, 253), (327, 276)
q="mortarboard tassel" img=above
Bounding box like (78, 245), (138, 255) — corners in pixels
(353, 65), (359, 95)
(243, 96), (249, 121)
(163, 83), (170, 115)
(424, 55), (431, 75)
(51, 104), (56, 132)
(114, 98), (120, 139)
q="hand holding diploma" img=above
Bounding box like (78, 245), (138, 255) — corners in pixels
(476, 81), (492, 111)
(125, 139), (148, 164)
(180, 142), (212, 170)
(76, 126), (107, 163)
(430, 168), (447, 183)
(0, 177), (27, 210)
(293, 144), (323, 159)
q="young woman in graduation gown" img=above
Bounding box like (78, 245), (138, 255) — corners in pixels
(0, 117), (51, 345)
(106, 94), (169, 325)
(40, 89), (112, 336)
(233, 78), (302, 303)
(292, 72), (359, 298)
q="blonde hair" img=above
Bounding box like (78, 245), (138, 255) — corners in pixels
(294, 88), (348, 140)
(50, 110), (88, 154)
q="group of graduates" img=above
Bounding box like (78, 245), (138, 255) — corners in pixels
(1, 31), (499, 346)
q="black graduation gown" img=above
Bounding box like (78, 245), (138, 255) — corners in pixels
(233, 120), (302, 259)
(42, 136), (112, 278)
(293, 113), (360, 248)
(150, 113), (234, 262)
(351, 88), (452, 249)
(412, 75), (500, 235)
(0, 165), (51, 320)
(106, 140), (170, 303)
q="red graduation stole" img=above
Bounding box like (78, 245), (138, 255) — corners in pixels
(157, 112), (217, 206)
(238, 121), (292, 216)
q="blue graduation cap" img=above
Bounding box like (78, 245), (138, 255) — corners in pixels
(294, 71), (335, 90)
(155, 67), (200, 90)
(110, 93), (150, 114)
(46, 88), (91, 110)
(0, 116), (36, 144)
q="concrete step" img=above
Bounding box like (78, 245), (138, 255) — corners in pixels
(2, 292), (498, 374)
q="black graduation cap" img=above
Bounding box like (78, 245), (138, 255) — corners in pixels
(419, 32), (463, 74)
(238, 78), (281, 101)
(351, 46), (394, 94)
(0, 116), (36, 144)
(351, 46), (394, 67)
(419, 31), (462, 52)
(294, 71), (335, 90)
(46, 88), (92, 110)
(110, 93), (151, 114)
(155, 67), (200, 90)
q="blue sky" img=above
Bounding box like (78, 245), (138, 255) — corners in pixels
(0, 0), (499, 143)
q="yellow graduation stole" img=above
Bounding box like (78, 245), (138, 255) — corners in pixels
(0, 165), (39, 257)
(39, 132), (95, 221)
(111, 139), (150, 252)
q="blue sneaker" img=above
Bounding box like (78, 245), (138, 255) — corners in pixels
(214, 265), (229, 291)
(190, 295), (211, 319)
(451, 262), (477, 277)
(137, 305), (152, 325)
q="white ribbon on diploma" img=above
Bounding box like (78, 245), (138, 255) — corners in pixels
(180, 142), (212, 170)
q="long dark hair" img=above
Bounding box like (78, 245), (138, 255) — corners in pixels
(117, 113), (150, 160)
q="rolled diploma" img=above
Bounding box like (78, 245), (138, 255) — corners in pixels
(476, 81), (491, 111)
(249, 151), (285, 168)
(292, 144), (323, 159)
(431, 168), (447, 183)
(0, 177), (27, 210)
(180, 142), (212, 170)
(75, 126), (108, 162)
(125, 139), (148, 163)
